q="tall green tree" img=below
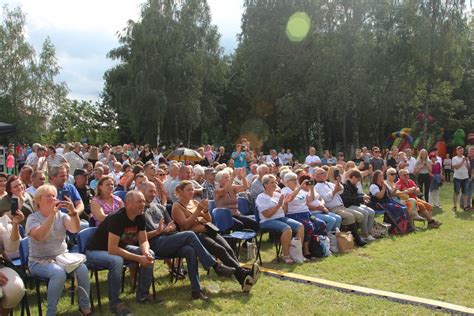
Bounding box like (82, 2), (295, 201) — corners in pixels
(104, 0), (226, 146)
(45, 99), (119, 145)
(0, 5), (67, 142)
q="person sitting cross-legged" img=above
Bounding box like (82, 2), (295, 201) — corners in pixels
(140, 181), (236, 300)
(172, 181), (260, 293)
(395, 169), (442, 229)
(86, 191), (160, 316)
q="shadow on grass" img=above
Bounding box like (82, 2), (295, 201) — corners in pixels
(454, 209), (474, 221)
(432, 206), (445, 216)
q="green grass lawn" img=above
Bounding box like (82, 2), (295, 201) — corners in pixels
(29, 183), (474, 315)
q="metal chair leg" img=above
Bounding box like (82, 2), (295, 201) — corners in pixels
(21, 290), (31, 316)
(130, 264), (138, 293)
(236, 240), (242, 261)
(256, 232), (264, 265)
(121, 267), (126, 293)
(89, 284), (94, 312)
(94, 270), (101, 310)
(35, 280), (42, 316)
(151, 274), (156, 300)
(70, 275), (75, 305)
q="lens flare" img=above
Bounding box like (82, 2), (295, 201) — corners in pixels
(286, 12), (311, 42)
(239, 118), (270, 152)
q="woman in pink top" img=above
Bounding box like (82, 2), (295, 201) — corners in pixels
(6, 150), (14, 175)
(90, 176), (123, 226)
(429, 153), (443, 208)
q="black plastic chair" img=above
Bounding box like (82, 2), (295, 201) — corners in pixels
(254, 207), (282, 265)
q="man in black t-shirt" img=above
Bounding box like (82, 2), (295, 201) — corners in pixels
(386, 146), (399, 169)
(86, 191), (159, 315)
(352, 148), (365, 170)
(140, 181), (236, 300)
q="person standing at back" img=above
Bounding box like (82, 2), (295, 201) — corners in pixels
(452, 146), (470, 211)
(231, 144), (250, 170)
(305, 147), (321, 176)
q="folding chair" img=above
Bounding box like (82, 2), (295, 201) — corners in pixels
(9, 226), (30, 316)
(77, 227), (105, 311)
(254, 207), (282, 265)
(113, 190), (127, 203)
(212, 208), (257, 261)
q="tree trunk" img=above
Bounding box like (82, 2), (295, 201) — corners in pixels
(342, 112), (347, 154)
(352, 99), (360, 150)
(317, 109), (324, 156)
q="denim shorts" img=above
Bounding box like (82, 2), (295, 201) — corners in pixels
(454, 178), (469, 194)
(259, 217), (302, 234)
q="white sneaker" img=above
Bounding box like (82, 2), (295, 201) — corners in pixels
(367, 235), (376, 242)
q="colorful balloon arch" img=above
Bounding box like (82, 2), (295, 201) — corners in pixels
(383, 128), (413, 150)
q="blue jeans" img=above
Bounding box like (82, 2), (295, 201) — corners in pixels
(85, 250), (123, 308)
(149, 231), (216, 292)
(124, 245), (154, 301)
(311, 211), (341, 232)
(469, 179), (473, 208)
(29, 260), (90, 316)
(259, 217), (302, 234)
(454, 177), (469, 194)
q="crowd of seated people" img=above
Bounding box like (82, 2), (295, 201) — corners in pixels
(0, 140), (466, 314)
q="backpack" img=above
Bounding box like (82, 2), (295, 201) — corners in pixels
(382, 201), (413, 235)
(308, 234), (325, 258)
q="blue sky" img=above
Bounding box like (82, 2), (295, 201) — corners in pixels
(1, 0), (243, 101)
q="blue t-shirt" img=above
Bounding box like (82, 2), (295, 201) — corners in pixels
(56, 183), (82, 213)
(232, 151), (247, 168)
(90, 179), (98, 191)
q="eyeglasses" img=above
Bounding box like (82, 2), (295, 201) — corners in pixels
(388, 173), (397, 176)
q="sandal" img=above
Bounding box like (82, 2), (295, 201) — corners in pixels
(281, 256), (294, 265)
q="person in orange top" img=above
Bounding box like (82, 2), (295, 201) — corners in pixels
(396, 169), (441, 229)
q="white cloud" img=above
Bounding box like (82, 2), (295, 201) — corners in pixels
(2, 0), (243, 101)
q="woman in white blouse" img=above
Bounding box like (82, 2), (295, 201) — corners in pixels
(255, 175), (303, 264)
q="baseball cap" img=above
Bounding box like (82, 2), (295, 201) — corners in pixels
(73, 169), (87, 177)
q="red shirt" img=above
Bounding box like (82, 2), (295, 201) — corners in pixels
(396, 178), (417, 199)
